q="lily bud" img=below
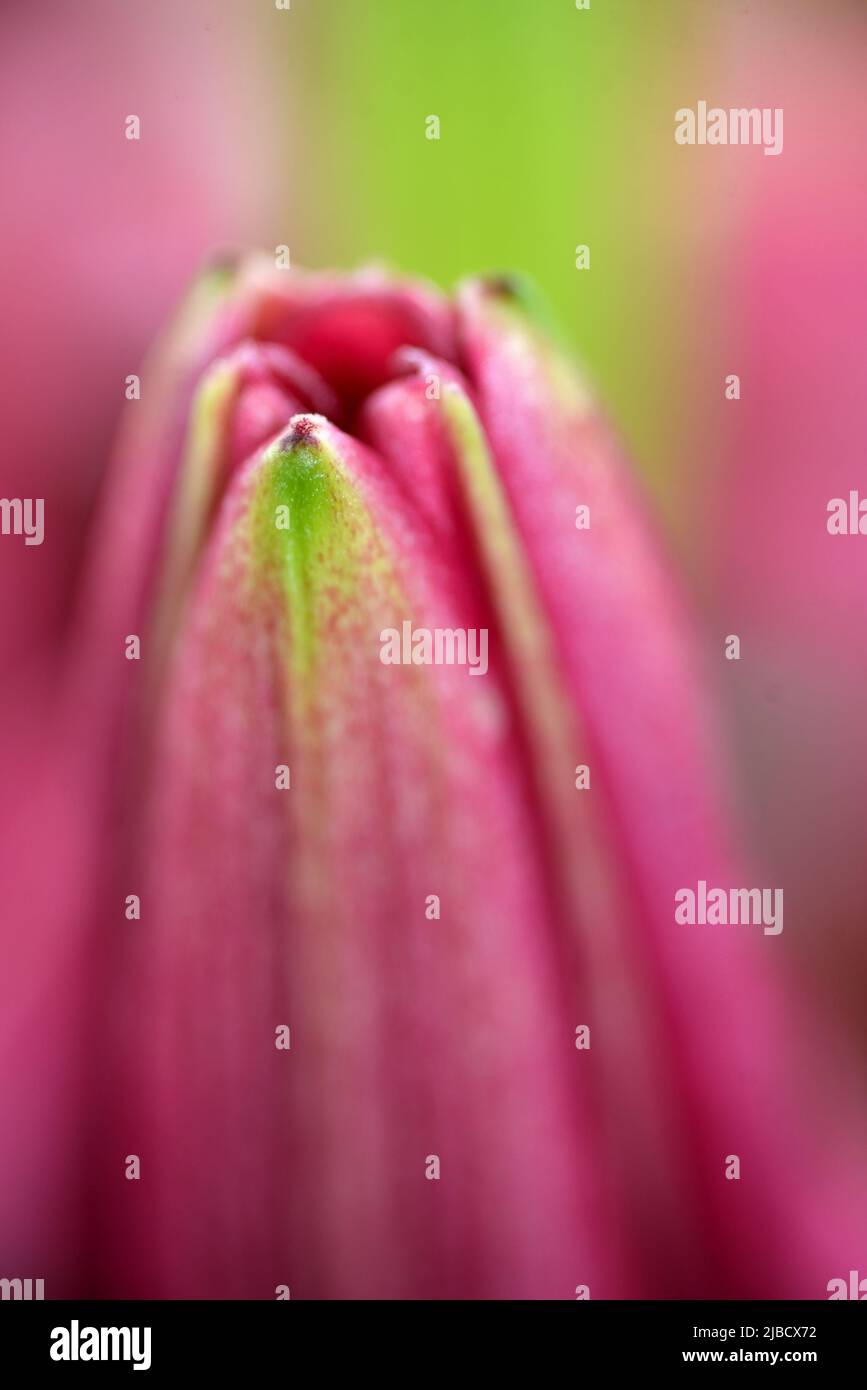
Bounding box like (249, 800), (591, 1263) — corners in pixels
(68, 262), (866, 1299)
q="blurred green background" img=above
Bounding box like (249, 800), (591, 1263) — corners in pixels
(284, 0), (716, 515)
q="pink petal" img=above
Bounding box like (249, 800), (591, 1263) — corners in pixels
(457, 277), (867, 1294)
(100, 414), (624, 1298)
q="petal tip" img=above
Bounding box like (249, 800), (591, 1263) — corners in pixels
(277, 413), (328, 453)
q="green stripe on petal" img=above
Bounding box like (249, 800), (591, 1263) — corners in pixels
(440, 379), (697, 1262)
(248, 418), (411, 703)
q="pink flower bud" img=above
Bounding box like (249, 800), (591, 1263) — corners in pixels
(33, 264), (867, 1298)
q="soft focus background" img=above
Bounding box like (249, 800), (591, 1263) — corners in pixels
(2, 0), (866, 1288)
